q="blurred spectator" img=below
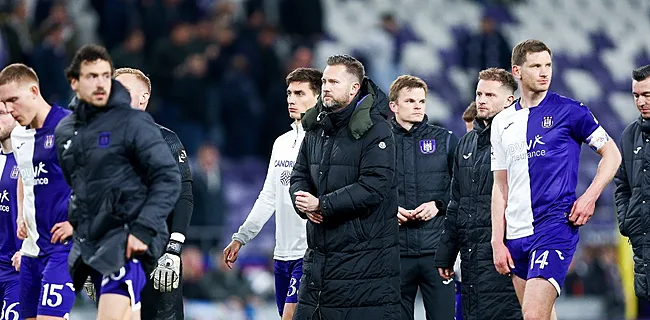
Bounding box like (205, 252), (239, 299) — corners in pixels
(182, 245), (255, 304)
(31, 22), (71, 106)
(110, 28), (146, 71)
(462, 15), (511, 72)
(279, 0), (323, 47)
(191, 143), (227, 251)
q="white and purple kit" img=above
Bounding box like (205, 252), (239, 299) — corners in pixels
(0, 150), (20, 318)
(12, 105), (75, 318)
(491, 91), (610, 295)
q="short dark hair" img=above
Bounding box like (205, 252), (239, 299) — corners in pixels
(65, 44), (114, 81)
(478, 68), (518, 93)
(511, 39), (552, 66)
(285, 68), (323, 95)
(326, 54), (365, 83)
(462, 101), (477, 123)
(389, 75), (427, 102)
(0, 63), (39, 86)
(633, 64), (650, 82)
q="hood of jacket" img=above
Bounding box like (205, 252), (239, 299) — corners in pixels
(301, 77), (390, 139)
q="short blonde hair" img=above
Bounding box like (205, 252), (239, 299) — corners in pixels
(114, 67), (151, 93)
(0, 63), (39, 87)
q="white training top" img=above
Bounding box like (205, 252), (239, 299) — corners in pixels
(232, 122), (307, 261)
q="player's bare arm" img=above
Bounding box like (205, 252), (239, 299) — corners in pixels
(491, 170), (513, 275)
(569, 140), (621, 226)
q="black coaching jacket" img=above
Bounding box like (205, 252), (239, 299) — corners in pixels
(55, 80), (180, 291)
(392, 115), (458, 256)
(434, 120), (522, 320)
(615, 117), (650, 300)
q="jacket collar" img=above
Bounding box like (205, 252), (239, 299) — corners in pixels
(391, 115), (429, 134)
(301, 77), (389, 140)
(70, 80), (132, 122)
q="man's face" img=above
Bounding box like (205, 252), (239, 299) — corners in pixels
(475, 79), (514, 120)
(321, 65), (359, 110)
(389, 87), (426, 125)
(0, 81), (38, 126)
(0, 104), (17, 141)
(286, 81), (318, 120)
(633, 77), (650, 119)
(115, 73), (149, 110)
(513, 51), (552, 94)
(70, 59), (112, 107)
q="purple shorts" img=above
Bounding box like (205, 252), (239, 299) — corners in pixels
(20, 253), (75, 318)
(0, 277), (20, 319)
(506, 226), (578, 296)
(274, 259), (303, 316)
(91, 258), (147, 311)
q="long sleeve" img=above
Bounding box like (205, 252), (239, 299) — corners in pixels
(290, 136), (314, 219)
(614, 136), (631, 237)
(434, 149), (461, 267)
(318, 121), (395, 219)
(165, 131), (194, 238)
(233, 144), (278, 244)
(127, 112), (181, 246)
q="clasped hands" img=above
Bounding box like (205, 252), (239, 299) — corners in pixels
(397, 201), (438, 225)
(294, 191), (323, 224)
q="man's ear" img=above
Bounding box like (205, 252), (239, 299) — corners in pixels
(389, 101), (398, 114)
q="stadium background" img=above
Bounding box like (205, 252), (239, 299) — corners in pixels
(0, 0), (647, 318)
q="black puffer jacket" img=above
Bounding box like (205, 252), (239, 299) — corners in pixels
(615, 117), (650, 300)
(289, 78), (400, 320)
(55, 80), (181, 291)
(434, 120), (522, 320)
(393, 116), (457, 256)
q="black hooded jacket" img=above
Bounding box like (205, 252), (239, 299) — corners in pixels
(54, 80), (180, 290)
(615, 117), (650, 300)
(433, 120), (522, 320)
(289, 78), (400, 320)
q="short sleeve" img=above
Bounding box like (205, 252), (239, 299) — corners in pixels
(571, 103), (610, 151)
(491, 115), (507, 171)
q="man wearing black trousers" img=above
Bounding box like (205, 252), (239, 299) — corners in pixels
(389, 75), (458, 320)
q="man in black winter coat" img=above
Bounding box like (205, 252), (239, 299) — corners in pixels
(389, 75), (458, 320)
(615, 64), (650, 301)
(289, 54), (400, 320)
(434, 68), (522, 320)
(55, 45), (181, 320)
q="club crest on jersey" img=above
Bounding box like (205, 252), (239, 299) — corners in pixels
(98, 132), (111, 148)
(542, 116), (553, 129)
(10, 166), (18, 179)
(419, 139), (436, 154)
(44, 134), (54, 148)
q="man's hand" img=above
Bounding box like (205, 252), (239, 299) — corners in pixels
(223, 240), (242, 270)
(413, 201), (439, 221)
(50, 221), (73, 243)
(306, 211), (323, 224)
(492, 241), (515, 275)
(151, 240), (183, 292)
(569, 192), (597, 226)
(294, 191), (320, 213)
(438, 267), (454, 280)
(11, 251), (20, 272)
(126, 234), (148, 259)
(83, 276), (97, 302)
(397, 207), (412, 225)
(17, 219), (27, 240)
